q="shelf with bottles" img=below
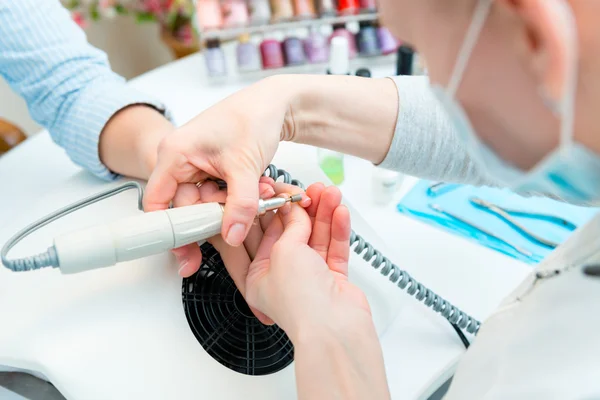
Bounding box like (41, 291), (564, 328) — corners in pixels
(194, 0), (381, 41)
(203, 19), (404, 78)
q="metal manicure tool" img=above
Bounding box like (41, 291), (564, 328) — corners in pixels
(426, 182), (460, 197)
(429, 203), (534, 258)
(469, 197), (577, 249)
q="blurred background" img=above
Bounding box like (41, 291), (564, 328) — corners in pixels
(1, 0), (405, 152)
(0, 1), (193, 138)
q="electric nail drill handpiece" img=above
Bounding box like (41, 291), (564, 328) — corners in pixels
(53, 196), (302, 274)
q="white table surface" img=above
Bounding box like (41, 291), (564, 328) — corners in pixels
(0, 49), (532, 399)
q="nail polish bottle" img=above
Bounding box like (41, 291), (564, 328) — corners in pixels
(327, 36), (350, 75)
(355, 68), (372, 77)
(205, 39), (227, 77)
(316, 0), (336, 16)
(357, 21), (380, 56)
(248, 0), (271, 25)
(396, 45), (414, 76)
(283, 30), (306, 66)
(377, 25), (399, 55)
(270, 0), (295, 21)
(372, 168), (403, 206)
(195, 0), (223, 30)
(260, 35), (285, 69)
(293, 0), (317, 18)
(330, 23), (357, 58)
(337, 0), (359, 15)
(221, 0), (249, 28)
(359, 0), (377, 12)
(236, 34), (262, 71)
(303, 26), (329, 64)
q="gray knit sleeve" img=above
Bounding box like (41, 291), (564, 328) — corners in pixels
(378, 75), (496, 187)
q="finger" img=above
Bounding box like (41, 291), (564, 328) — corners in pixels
(305, 183), (326, 219)
(222, 169), (262, 247)
(259, 176), (276, 189)
(327, 205), (351, 277)
(197, 181), (227, 203)
(248, 217), (282, 326)
(172, 183), (202, 207)
(243, 181), (275, 260)
(253, 214), (284, 265)
(259, 181), (275, 199)
(309, 186), (343, 260)
(144, 163), (179, 212)
(209, 235), (251, 295)
(272, 182), (312, 208)
(250, 304), (274, 326)
(209, 235), (273, 324)
(244, 220), (264, 261)
(259, 210), (276, 232)
(172, 244), (203, 277)
(277, 200), (311, 245)
(143, 151), (205, 212)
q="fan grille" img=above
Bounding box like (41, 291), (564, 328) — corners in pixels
(182, 242), (294, 376)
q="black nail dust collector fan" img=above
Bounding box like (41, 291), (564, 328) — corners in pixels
(182, 242), (294, 375)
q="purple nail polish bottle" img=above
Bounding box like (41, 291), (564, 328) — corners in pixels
(236, 34), (262, 71)
(205, 39), (227, 77)
(357, 21), (380, 56)
(304, 26), (329, 64)
(377, 26), (399, 55)
(283, 30), (306, 66)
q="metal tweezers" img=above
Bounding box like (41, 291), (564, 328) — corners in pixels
(469, 197), (578, 249)
(429, 204), (534, 258)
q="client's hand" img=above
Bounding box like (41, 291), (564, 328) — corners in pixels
(245, 183), (371, 338)
(181, 179), (309, 325)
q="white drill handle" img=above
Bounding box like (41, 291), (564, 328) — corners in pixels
(54, 203), (224, 274)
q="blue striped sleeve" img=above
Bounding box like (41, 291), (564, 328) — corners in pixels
(0, 0), (172, 180)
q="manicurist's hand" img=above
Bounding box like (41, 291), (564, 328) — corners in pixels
(142, 77), (298, 278)
(142, 73), (397, 284)
(246, 183), (390, 400)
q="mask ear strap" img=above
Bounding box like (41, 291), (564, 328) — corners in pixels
(447, 0), (494, 97)
(556, 0), (578, 150)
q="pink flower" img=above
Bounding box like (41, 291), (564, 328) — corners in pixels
(177, 24), (194, 45)
(143, 0), (163, 14)
(71, 11), (87, 28)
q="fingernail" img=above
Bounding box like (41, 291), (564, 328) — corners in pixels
(226, 223), (246, 247)
(178, 259), (189, 275)
(301, 196), (312, 207)
(260, 186), (275, 199)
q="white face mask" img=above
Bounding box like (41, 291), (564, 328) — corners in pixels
(430, 0), (600, 204)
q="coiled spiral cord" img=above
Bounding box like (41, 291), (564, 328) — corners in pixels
(262, 164), (480, 342)
(1, 164), (479, 344)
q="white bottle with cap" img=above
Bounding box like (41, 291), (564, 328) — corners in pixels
(372, 167), (404, 206)
(327, 36), (350, 75)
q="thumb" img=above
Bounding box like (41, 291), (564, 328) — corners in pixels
(222, 169), (261, 247)
(278, 200), (311, 245)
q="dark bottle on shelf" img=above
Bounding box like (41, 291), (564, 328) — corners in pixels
(356, 21), (380, 56)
